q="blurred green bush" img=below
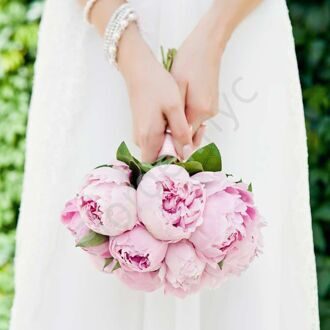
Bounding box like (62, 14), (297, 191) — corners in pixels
(0, 0), (328, 329)
(0, 1), (43, 329)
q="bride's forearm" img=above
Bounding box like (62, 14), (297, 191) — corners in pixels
(78, 0), (125, 35)
(205, 0), (263, 49)
(77, 0), (151, 79)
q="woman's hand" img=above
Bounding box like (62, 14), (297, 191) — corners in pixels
(118, 26), (193, 162)
(171, 15), (224, 135)
(171, 0), (262, 134)
(79, 0), (193, 162)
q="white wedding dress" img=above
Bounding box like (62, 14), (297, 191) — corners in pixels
(9, 0), (320, 329)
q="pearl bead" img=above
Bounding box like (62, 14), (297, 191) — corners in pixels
(103, 3), (137, 68)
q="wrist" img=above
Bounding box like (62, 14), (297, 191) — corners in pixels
(90, 0), (125, 35)
(117, 25), (155, 85)
(203, 1), (236, 51)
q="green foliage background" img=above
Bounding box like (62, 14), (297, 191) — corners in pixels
(0, 0), (328, 329)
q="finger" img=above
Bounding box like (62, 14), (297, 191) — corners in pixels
(185, 106), (204, 135)
(177, 80), (187, 106)
(165, 105), (193, 159)
(140, 131), (165, 163)
(170, 79), (190, 156)
(192, 124), (206, 148)
(191, 119), (204, 135)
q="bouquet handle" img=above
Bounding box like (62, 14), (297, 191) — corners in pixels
(158, 133), (178, 159)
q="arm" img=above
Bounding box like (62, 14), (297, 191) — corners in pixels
(171, 0), (263, 132)
(77, 0), (194, 162)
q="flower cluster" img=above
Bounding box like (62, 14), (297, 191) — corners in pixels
(61, 142), (264, 298)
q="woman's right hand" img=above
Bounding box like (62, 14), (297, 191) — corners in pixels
(83, 0), (195, 162)
(117, 25), (193, 162)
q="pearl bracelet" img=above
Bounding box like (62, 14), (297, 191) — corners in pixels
(103, 3), (138, 67)
(83, 0), (99, 24)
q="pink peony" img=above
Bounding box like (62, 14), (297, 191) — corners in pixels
(61, 198), (110, 258)
(111, 160), (132, 177)
(80, 161), (131, 189)
(164, 240), (205, 298)
(190, 172), (263, 275)
(78, 165), (137, 236)
(115, 268), (163, 292)
(201, 263), (227, 289)
(219, 217), (264, 275)
(109, 225), (168, 272)
(137, 165), (205, 241)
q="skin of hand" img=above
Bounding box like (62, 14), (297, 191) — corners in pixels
(78, 0), (262, 161)
(171, 0), (263, 135)
(79, 0), (194, 162)
(117, 25), (194, 162)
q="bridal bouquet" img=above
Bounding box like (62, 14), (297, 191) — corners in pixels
(61, 135), (264, 298)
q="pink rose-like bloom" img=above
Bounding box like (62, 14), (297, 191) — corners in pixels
(220, 217), (264, 275)
(201, 263), (227, 289)
(61, 198), (110, 258)
(111, 160), (132, 177)
(80, 161), (131, 189)
(116, 268), (163, 292)
(109, 225), (168, 272)
(137, 165), (205, 241)
(78, 165), (137, 236)
(164, 240), (205, 298)
(190, 172), (263, 275)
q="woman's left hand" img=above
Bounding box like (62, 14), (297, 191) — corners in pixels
(171, 8), (227, 141)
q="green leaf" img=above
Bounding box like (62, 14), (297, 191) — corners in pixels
(188, 143), (222, 171)
(129, 159), (142, 188)
(140, 162), (153, 173)
(248, 183), (253, 192)
(116, 142), (133, 165)
(94, 164), (113, 169)
(116, 143), (146, 186)
(178, 161), (204, 175)
(153, 155), (178, 166)
(218, 260), (224, 270)
(76, 231), (108, 248)
(103, 257), (114, 270)
(112, 260), (121, 272)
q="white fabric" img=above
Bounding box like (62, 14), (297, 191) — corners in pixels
(10, 0), (320, 329)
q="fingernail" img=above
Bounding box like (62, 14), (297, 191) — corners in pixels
(183, 144), (193, 160)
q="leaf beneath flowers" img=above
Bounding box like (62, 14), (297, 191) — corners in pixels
(103, 257), (114, 270)
(178, 161), (204, 175)
(76, 231), (108, 248)
(140, 162), (153, 173)
(112, 260), (121, 272)
(218, 260), (224, 270)
(116, 142), (133, 165)
(129, 159), (142, 188)
(153, 155), (178, 166)
(248, 183), (253, 192)
(94, 164), (113, 169)
(188, 143), (222, 172)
